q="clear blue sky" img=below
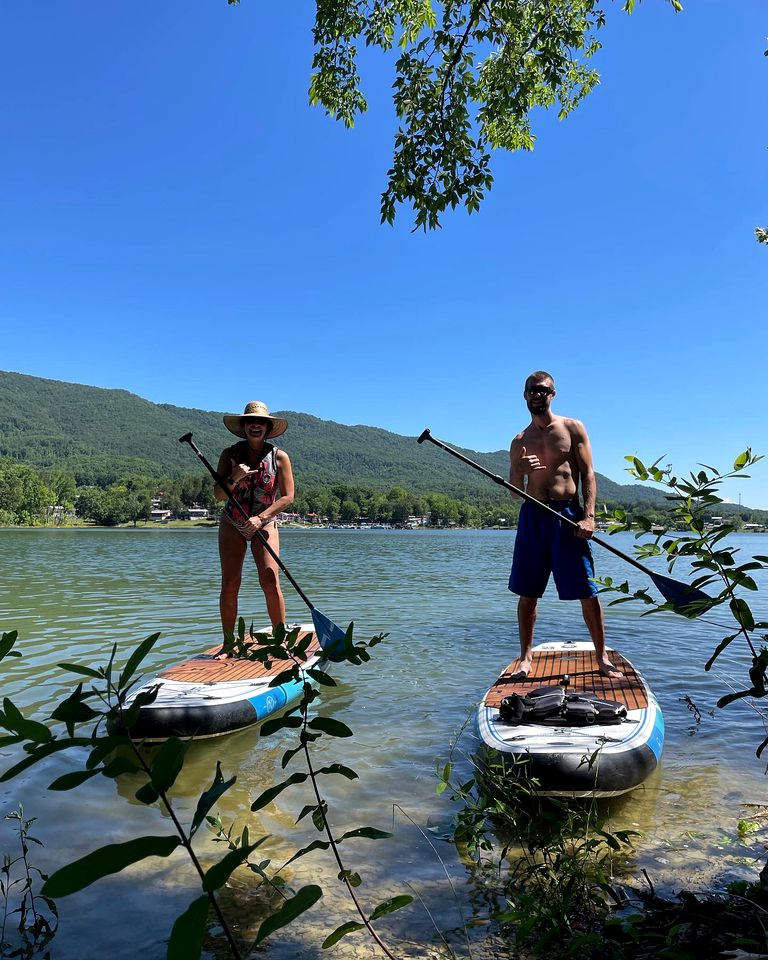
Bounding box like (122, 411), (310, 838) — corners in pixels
(1, 2), (766, 506)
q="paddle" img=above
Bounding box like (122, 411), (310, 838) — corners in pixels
(179, 432), (347, 656)
(417, 428), (711, 612)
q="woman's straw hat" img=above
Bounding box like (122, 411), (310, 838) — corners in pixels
(223, 401), (288, 439)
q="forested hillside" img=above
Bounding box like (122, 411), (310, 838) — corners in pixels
(0, 370), (665, 507)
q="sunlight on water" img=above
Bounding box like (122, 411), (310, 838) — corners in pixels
(1, 528), (766, 958)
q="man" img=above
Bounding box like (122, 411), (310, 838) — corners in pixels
(508, 370), (621, 679)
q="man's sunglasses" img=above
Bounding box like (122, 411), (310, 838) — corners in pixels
(244, 417), (270, 426)
(527, 385), (553, 397)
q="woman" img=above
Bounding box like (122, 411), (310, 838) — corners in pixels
(215, 401), (295, 636)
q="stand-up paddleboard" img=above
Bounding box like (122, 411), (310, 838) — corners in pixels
(112, 623), (324, 742)
(477, 640), (664, 798)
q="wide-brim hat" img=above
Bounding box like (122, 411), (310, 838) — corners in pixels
(223, 401), (288, 439)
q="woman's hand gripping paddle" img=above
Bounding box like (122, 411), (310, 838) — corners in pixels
(179, 432), (348, 658)
(417, 428), (711, 614)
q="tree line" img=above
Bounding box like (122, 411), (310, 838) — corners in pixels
(2, 458), (766, 530)
(0, 458), (522, 528)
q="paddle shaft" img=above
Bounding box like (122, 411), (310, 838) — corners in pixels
(417, 428), (665, 582)
(178, 432), (314, 611)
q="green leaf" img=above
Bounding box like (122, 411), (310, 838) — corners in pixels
(41, 835), (181, 897)
(322, 921), (365, 948)
(281, 744), (303, 769)
(268, 667), (299, 688)
(316, 763), (358, 781)
(311, 803), (327, 831)
(100, 755), (142, 778)
(48, 768), (101, 791)
(369, 894), (414, 920)
(51, 685), (100, 735)
(250, 772), (308, 812)
(305, 668), (337, 687)
(338, 827), (392, 842)
(254, 885), (323, 945)
(0, 630), (19, 661)
(135, 782), (160, 805)
(283, 838), (331, 867)
(259, 714), (302, 738)
(167, 895), (210, 960)
(308, 716), (353, 738)
(729, 597), (755, 631)
(149, 737), (188, 794)
(0, 736), (91, 781)
(203, 843), (260, 891)
(118, 632), (161, 689)
(2, 698), (53, 742)
(57, 661), (103, 680)
(191, 762), (236, 836)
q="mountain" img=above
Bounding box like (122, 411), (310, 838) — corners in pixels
(0, 370), (665, 505)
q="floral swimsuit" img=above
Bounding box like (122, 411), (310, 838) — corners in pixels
(222, 442), (279, 541)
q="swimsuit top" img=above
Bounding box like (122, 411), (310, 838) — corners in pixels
(223, 442), (279, 525)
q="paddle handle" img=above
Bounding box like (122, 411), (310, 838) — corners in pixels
(417, 428), (659, 580)
(178, 432), (314, 612)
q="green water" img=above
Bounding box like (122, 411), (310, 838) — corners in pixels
(0, 528), (765, 958)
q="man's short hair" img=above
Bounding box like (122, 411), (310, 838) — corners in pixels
(525, 370), (555, 390)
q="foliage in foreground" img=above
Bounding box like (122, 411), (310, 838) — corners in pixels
(0, 806), (57, 959)
(597, 448), (768, 756)
(227, 0), (685, 229)
(437, 745), (768, 959)
(0, 623), (417, 959)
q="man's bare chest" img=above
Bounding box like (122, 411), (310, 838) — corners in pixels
(524, 428), (573, 463)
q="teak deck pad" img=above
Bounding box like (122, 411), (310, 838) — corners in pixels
(159, 630), (319, 684)
(484, 648), (648, 711)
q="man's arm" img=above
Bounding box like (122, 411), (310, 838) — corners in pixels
(572, 420), (596, 538)
(509, 436), (526, 497)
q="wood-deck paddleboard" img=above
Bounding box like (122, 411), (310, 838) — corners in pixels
(477, 640), (664, 798)
(112, 623), (322, 742)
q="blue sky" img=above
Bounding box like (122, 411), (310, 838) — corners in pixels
(1, 2), (767, 506)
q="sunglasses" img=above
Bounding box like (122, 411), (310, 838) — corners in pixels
(244, 417), (270, 426)
(527, 385), (553, 397)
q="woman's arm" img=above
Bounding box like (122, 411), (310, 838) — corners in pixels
(213, 447), (235, 502)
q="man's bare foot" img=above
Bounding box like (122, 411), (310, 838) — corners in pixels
(510, 657), (532, 681)
(599, 661), (623, 679)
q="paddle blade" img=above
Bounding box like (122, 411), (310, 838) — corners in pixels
(311, 609), (348, 661)
(651, 573), (711, 614)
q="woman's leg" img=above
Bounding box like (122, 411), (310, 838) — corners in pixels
(251, 524), (286, 627)
(219, 519), (247, 638)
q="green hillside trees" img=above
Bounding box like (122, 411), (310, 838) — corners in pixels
(0, 460), (54, 524)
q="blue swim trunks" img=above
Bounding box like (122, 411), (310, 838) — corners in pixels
(509, 499), (598, 601)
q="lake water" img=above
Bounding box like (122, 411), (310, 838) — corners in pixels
(1, 528), (766, 959)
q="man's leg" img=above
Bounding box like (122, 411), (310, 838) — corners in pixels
(517, 596), (538, 676)
(580, 597), (622, 678)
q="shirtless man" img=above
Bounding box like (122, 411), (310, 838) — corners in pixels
(508, 371), (621, 679)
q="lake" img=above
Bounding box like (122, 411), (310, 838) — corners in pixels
(1, 528), (766, 959)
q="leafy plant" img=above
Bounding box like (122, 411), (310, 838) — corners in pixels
(0, 623), (413, 959)
(597, 449), (768, 755)
(0, 805), (58, 959)
(438, 748), (637, 957)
